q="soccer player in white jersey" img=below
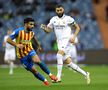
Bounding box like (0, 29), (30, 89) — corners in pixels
(41, 5), (90, 84)
(3, 29), (16, 75)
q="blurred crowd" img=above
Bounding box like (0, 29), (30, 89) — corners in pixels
(0, 0), (104, 51)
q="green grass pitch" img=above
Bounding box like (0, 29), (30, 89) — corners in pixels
(0, 65), (108, 90)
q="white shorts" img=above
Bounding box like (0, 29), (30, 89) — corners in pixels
(63, 44), (77, 60)
(57, 38), (69, 52)
(57, 37), (78, 60)
(4, 49), (16, 61)
(69, 45), (77, 59)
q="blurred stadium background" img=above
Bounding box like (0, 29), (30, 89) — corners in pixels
(0, 0), (108, 90)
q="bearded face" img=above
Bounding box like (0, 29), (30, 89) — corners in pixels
(25, 22), (35, 31)
(56, 7), (64, 18)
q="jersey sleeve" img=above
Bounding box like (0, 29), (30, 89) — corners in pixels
(47, 18), (53, 29)
(67, 16), (76, 25)
(9, 28), (20, 40)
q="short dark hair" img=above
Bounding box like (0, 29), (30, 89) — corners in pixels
(24, 17), (35, 24)
(55, 5), (64, 9)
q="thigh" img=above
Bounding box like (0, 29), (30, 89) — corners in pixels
(57, 39), (69, 52)
(4, 51), (10, 61)
(28, 50), (41, 63)
(70, 45), (77, 58)
(20, 56), (34, 71)
(63, 43), (72, 60)
(4, 49), (16, 61)
(9, 49), (16, 61)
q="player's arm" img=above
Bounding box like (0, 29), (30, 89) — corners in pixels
(7, 37), (17, 47)
(7, 37), (24, 49)
(32, 36), (41, 48)
(72, 22), (80, 37)
(32, 36), (42, 53)
(7, 30), (24, 49)
(40, 24), (52, 33)
(70, 22), (80, 43)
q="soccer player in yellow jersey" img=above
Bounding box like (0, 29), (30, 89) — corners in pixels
(7, 17), (58, 86)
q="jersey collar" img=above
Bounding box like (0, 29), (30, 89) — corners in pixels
(57, 14), (65, 19)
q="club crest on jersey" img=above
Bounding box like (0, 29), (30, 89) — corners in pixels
(21, 40), (31, 44)
(54, 21), (56, 23)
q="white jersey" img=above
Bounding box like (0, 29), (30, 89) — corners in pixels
(4, 35), (16, 61)
(47, 14), (75, 41)
(47, 14), (78, 60)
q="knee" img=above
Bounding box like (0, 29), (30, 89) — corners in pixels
(57, 50), (65, 55)
(65, 57), (72, 64)
(57, 50), (64, 59)
(32, 55), (41, 64)
(34, 60), (41, 64)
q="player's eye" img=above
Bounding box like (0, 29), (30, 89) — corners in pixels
(57, 9), (62, 12)
(30, 24), (35, 26)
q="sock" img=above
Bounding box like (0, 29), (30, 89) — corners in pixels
(37, 61), (50, 75)
(33, 72), (46, 82)
(9, 62), (14, 74)
(67, 62), (87, 76)
(57, 54), (63, 80)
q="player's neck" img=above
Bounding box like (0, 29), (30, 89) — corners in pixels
(57, 14), (65, 19)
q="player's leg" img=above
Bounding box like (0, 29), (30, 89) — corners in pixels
(70, 35), (79, 64)
(65, 57), (87, 75)
(32, 55), (50, 74)
(31, 52), (57, 81)
(9, 52), (16, 75)
(30, 66), (49, 86)
(70, 45), (78, 64)
(65, 43), (85, 75)
(21, 56), (49, 86)
(4, 52), (13, 75)
(9, 61), (14, 75)
(65, 57), (90, 84)
(56, 50), (64, 82)
(4, 60), (14, 75)
(55, 39), (67, 82)
(66, 45), (78, 72)
(4, 60), (12, 75)
(64, 42), (90, 84)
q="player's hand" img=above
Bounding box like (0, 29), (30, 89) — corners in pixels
(40, 24), (47, 30)
(16, 44), (24, 49)
(36, 46), (43, 54)
(70, 35), (75, 44)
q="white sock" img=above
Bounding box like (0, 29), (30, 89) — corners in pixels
(56, 54), (63, 80)
(9, 62), (14, 74)
(67, 62), (87, 76)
